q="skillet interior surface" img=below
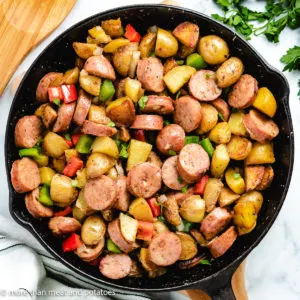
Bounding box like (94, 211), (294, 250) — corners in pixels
(5, 4), (294, 292)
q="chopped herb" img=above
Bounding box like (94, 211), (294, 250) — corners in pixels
(64, 133), (71, 141)
(185, 136), (200, 145)
(205, 73), (212, 79)
(199, 259), (211, 265)
(107, 121), (116, 127)
(149, 52), (156, 57)
(168, 149), (177, 156)
(53, 98), (61, 106)
(157, 215), (166, 223)
(71, 180), (78, 188)
(114, 139), (121, 148)
(233, 172), (241, 180)
(182, 219), (193, 232)
(177, 176), (183, 184)
(176, 89), (182, 99)
(181, 186), (188, 193)
(138, 96), (148, 109)
(218, 112), (225, 121)
(280, 46), (300, 72)
(163, 120), (171, 126)
(176, 60), (185, 65)
(119, 143), (129, 159)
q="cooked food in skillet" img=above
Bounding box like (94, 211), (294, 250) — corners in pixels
(10, 18), (279, 280)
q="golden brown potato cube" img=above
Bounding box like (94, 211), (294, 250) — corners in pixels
(64, 149), (79, 162)
(208, 122), (231, 144)
(120, 127), (130, 142)
(103, 38), (130, 53)
(79, 70), (101, 96)
(233, 201), (257, 230)
(163, 58), (178, 75)
(139, 32), (157, 58)
(75, 168), (88, 188)
(211, 144), (230, 178)
(88, 105), (110, 124)
(155, 28), (178, 58)
(237, 191), (263, 214)
(228, 110), (248, 136)
(218, 187), (240, 207)
(86, 153), (116, 179)
(43, 132), (69, 158)
(101, 18), (123, 37)
(203, 178), (224, 212)
(227, 135), (252, 160)
(245, 142), (275, 165)
(163, 196), (181, 226)
(257, 165), (274, 190)
(72, 42), (102, 59)
(252, 87), (277, 118)
(189, 229), (208, 247)
(129, 198), (153, 222)
(63, 67), (80, 85)
(176, 232), (198, 261)
(245, 166), (265, 192)
(88, 26), (112, 43)
(178, 44), (196, 59)
(197, 103), (218, 134)
(225, 167), (245, 195)
(173, 22), (199, 48)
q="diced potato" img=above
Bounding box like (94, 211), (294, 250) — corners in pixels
(228, 110), (248, 136)
(72, 42), (102, 59)
(43, 132), (69, 158)
(233, 201), (257, 231)
(81, 215), (106, 245)
(88, 105), (110, 124)
(42, 105), (57, 129)
(34, 154), (49, 167)
(178, 44), (195, 59)
(79, 70), (101, 96)
(208, 122), (231, 144)
(218, 187), (240, 207)
(103, 38), (130, 53)
(86, 36), (99, 44)
(120, 127), (130, 142)
(163, 57), (178, 75)
(211, 144), (230, 178)
(88, 26), (112, 44)
(203, 178), (224, 212)
(50, 174), (78, 207)
(101, 18), (123, 37)
(139, 32), (157, 58)
(257, 165), (274, 190)
(91, 136), (119, 159)
(238, 191), (263, 214)
(225, 167), (245, 194)
(163, 66), (196, 94)
(86, 153), (116, 179)
(190, 229), (208, 247)
(120, 213), (138, 242)
(245, 142), (275, 165)
(127, 139), (152, 171)
(245, 166), (265, 192)
(39, 167), (56, 186)
(106, 167), (118, 180)
(153, 220), (169, 236)
(163, 196), (181, 226)
(147, 151), (162, 168)
(179, 195), (205, 223)
(52, 156), (66, 173)
(72, 190), (94, 221)
(129, 197), (153, 222)
(155, 28), (178, 58)
(139, 248), (160, 272)
(64, 149), (78, 162)
(63, 67), (80, 85)
(253, 87), (277, 118)
(75, 168), (88, 188)
(227, 135), (252, 160)
(34, 104), (47, 117)
(176, 232), (198, 261)
(197, 103), (218, 134)
(237, 222), (256, 236)
(173, 22), (199, 48)
(124, 78), (142, 102)
(101, 209), (115, 222)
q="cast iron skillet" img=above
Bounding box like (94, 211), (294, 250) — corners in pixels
(5, 4), (294, 299)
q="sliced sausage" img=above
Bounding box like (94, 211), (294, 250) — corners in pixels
(75, 238), (104, 262)
(14, 115), (42, 148)
(43, 105), (57, 128)
(127, 162), (162, 198)
(174, 96), (201, 133)
(200, 207), (232, 240)
(11, 158), (40, 193)
(243, 109), (279, 144)
(137, 57), (165, 92)
(156, 124), (185, 155)
(82, 120), (117, 137)
(189, 70), (222, 101)
(53, 102), (76, 133)
(130, 115), (163, 131)
(108, 219), (134, 253)
(162, 156), (187, 190)
(99, 254), (132, 280)
(177, 144), (210, 183)
(84, 55), (116, 80)
(257, 165), (274, 190)
(73, 90), (92, 126)
(142, 95), (174, 115)
(228, 74), (258, 108)
(166, 187), (194, 205)
(25, 188), (53, 218)
(212, 98), (230, 121)
(114, 176), (131, 212)
(48, 216), (81, 236)
(36, 72), (63, 102)
(208, 226), (237, 258)
(84, 176), (116, 210)
(149, 232), (182, 266)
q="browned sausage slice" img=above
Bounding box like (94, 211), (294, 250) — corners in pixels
(127, 162), (162, 198)
(114, 176), (131, 212)
(43, 105), (57, 128)
(73, 90), (92, 126)
(99, 253), (132, 279)
(243, 109), (279, 143)
(166, 187), (194, 205)
(177, 144), (210, 183)
(82, 120), (117, 137)
(48, 216), (81, 236)
(75, 238), (104, 262)
(149, 232), (182, 266)
(137, 57), (165, 92)
(156, 124), (185, 155)
(108, 219), (134, 253)
(11, 158), (40, 193)
(208, 226), (237, 258)
(162, 156), (187, 190)
(211, 98), (230, 121)
(130, 115), (163, 131)
(174, 96), (201, 133)
(142, 95), (174, 115)
(189, 70), (222, 101)
(228, 74), (258, 108)
(84, 176), (116, 210)
(25, 188), (53, 218)
(200, 207), (232, 240)
(14, 115), (42, 148)
(257, 165), (274, 191)
(84, 55), (116, 80)
(36, 72), (63, 102)
(53, 102), (76, 133)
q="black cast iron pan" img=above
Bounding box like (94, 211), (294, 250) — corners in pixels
(5, 5), (294, 299)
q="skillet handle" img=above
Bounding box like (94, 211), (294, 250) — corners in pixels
(202, 281), (236, 300)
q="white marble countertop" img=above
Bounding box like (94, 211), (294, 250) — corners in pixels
(0, 0), (299, 299)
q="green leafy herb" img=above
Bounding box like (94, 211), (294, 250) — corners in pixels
(199, 259), (212, 265)
(157, 215), (166, 223)
(218, 112), (225, 121)
(233, 172), (241, 180)
(149, 52), (156, 57)
(107, 121), (116, 127)
(71, 180), (78, 188)
(176, 89), (182, 99)
(205, 73), (212, 79)
(114, 139), (121, 148)
(185, 136), (200, 145)
(138, 96), (148, 109)
(177, 177), (183, 184)
(181, 186), (188, 193)
(119, 143), (129, 159)
(176, 60), (185, 65)
(182, 219), (193, 232)
(280, 46), (300, 72)
(64, 133), (71, 141)
(53, 98), (61, 106)
(163, 120), (171, 126)
(157, 201), (165, 216)
(168, 150), (177, 156)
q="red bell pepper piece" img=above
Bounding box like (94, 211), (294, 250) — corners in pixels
(133, 130), (146, 142)
(54, 206), (72, 217)
(63, 156), (84, 177)
(61, 85), (78, 103)
(194, 175), (209, 196)
(48, 86), (63, 102)
(65, 139), (73, 147)
(136, 221), (154, 241)
(147, 198), (161, 217)
(71, 133), (82, 146)
(62, 233), (82, 252)
(124, 24), (141, 43)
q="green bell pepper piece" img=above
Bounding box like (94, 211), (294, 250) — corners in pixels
(99, 80), (115, 102)
(107, 238), (122, 253)
(39, 185), (53, 206)
(200, 138), (214, 158)
(76, 135), (94, 154)
(186, 53), (207, 70)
